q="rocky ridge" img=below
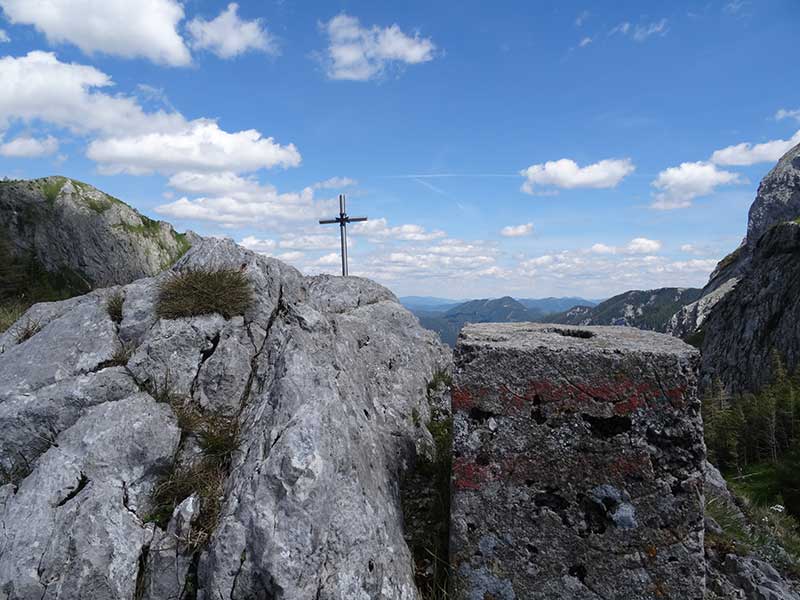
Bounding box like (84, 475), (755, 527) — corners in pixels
(0, 176), (193, 291)
(0, 237), (450, 599)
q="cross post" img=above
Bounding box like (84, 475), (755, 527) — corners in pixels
(319, 194), (367, 276)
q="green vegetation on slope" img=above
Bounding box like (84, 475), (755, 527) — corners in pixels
(704, 352), (800, 573)
(0, 236), (91, 333)
(40, 177), (66, 204)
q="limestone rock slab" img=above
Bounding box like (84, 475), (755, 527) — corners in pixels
(450, 323), (705, 600)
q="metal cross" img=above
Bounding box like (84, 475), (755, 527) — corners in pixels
(319, 194), (367, 276)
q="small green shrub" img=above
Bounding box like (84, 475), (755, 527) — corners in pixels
(156, 269), (253, 320)
(106, 292), (124, 324)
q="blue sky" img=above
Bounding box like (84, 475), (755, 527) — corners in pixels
(1, 0), (799, 298)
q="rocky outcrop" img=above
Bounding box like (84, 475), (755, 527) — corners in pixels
(747, 142), (800, 246)
(670, 142), (800, 342)
(0, 238), (450, 599)
(700, 220), (800, 392)
(551, 287), (702, 333)
(0, 176), (193, 290)
(667, 277), (739, 340)
(450, 323), (705, 599)
(704, 463), (800, 599)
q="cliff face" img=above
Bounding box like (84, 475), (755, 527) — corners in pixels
(670, 142), (800, 341)
(0, 176), (192, 290)
(0, 238), (450, 599)
(700, 221), (800, 392)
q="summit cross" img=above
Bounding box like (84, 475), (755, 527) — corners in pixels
(318, 194), (367, 277)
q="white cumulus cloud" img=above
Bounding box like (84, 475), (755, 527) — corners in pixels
(0, 51), (185, 136)
(0, 0), (190, 66)
(351, 217), (445, 241)
(0, 135), (59, 157)
(187, 3), (277, 59)
(589, 238), (662, 254)
(157, 170), (334, 226)
(710, 130), (800, 166)
(321, 14), (437, 81)
(520, 158), (634, 193)
(500, 223), (533, 237)
(239, 236), (276, 254)
(87, 120), (301, 175)
(626, 237), (662, 254)
(0, 29), (8, 43)
(651, 161), (744, 210)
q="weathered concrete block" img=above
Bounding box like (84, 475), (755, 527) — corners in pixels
(450, 323), (705, 600)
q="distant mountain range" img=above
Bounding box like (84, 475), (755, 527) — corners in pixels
(402, 289), (701, 346)
(402, 295), (601, 346)
(548, 288), (703, 332)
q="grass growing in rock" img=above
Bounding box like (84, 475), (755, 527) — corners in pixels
(156, 269), (253, 320)
(13, 317), (41, 344)
(706, 485), (800, 577)
(402, 370), (453, 599)
(0, 302), (25, 334)
(146, 375), (239, 549)
(149, 407), (239, 549)
(106, 292), (124, 324)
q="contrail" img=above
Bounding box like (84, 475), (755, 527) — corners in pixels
(378, 173), (519, 179)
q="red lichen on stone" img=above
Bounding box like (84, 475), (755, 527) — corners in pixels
(614, 394), (645, 415)
(453, 457), (490, 490)
(451, 386), (475, 412)
(666, 386), (687, 406)
(499, 384), (526, 411)
(610, 453), (653, 478)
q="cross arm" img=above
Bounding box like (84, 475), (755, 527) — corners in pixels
(347, 217), (368, 223)
(319, 219), (340, 224)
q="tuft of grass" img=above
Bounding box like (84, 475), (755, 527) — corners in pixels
(426, 369), (452, 398)
(157, 269), (253, 320)
(107, 292), (124, 324)
(41, 177), (66, 204)
(0, 302), (26, 334)
(13, 317), (41, 344)
(108, 342), (134, 367)
(146, 379), (239, 550)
